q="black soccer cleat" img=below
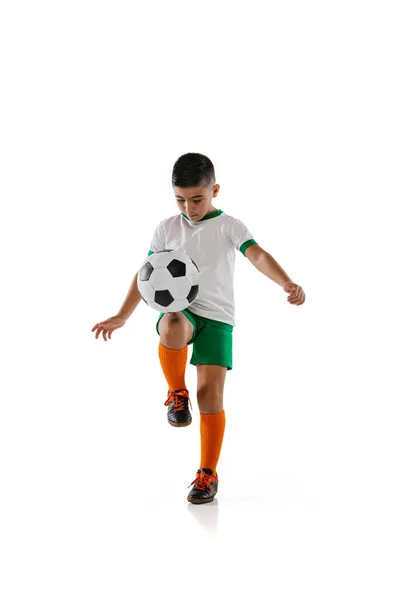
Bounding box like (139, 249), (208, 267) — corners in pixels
(187, 468), (218, 504)
(164, 389), (192, 427)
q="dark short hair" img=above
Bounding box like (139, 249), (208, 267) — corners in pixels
(172, 153), (216, 188)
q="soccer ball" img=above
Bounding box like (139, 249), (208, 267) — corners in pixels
(138, 249), (200, 312)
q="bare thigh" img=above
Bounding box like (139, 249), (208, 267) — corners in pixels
(158, 312), (194, 349)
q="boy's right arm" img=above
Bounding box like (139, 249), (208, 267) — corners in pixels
(91, 270), (142, 341)
(117, 270), (142, 320)
(92, 219), (161, 340)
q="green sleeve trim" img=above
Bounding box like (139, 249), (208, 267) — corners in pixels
(240, 239), (257, 255)
(148, 250), (154, 256)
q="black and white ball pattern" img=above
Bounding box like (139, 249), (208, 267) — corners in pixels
(138, 249), (200, 312)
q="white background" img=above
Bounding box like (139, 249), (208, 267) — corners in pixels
(1, 1), (399, 598)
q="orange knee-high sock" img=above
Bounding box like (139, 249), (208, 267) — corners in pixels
(200, 411), (226, 473)
(158, 343), (188, 392)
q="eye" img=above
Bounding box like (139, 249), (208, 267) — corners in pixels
(194, 200), (201, 203)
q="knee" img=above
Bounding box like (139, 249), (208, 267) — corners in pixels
(164, 312), (183, 324)
(197, 382), (223, 398)
(159, 312), (187, 346)
(161, 312), (185, 333)
(197, 383), (224, 412)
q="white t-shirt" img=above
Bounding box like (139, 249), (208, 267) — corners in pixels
(148, 209), (257, 326)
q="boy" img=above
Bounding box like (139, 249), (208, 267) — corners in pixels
(91, 152), (306, 504)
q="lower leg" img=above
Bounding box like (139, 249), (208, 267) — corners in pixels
(158, 314), (193, 392)
(198, 388), (226, 473)
(200, 411), (225, 472)
(158, 344), (188, 392)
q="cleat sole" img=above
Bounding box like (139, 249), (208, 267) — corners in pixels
(168, 419), (192, 427)
(187, 495), (216, 504)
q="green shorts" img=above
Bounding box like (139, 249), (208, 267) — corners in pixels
(156, 308), (233, 371)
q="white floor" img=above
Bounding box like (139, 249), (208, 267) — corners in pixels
(1, 335), (399, 599)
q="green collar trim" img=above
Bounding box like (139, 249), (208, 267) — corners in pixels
(181, 209), (223, 222)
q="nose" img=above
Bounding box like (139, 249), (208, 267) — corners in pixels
(185, 204), (196, 216)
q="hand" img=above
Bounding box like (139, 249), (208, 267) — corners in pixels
(91, 315), (127, 341)
(283, 282), (305, 306)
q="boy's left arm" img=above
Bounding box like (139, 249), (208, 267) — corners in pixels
(244, 244), (306, 306)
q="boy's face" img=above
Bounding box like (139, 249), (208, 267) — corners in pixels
(174, 183), (220, 222)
